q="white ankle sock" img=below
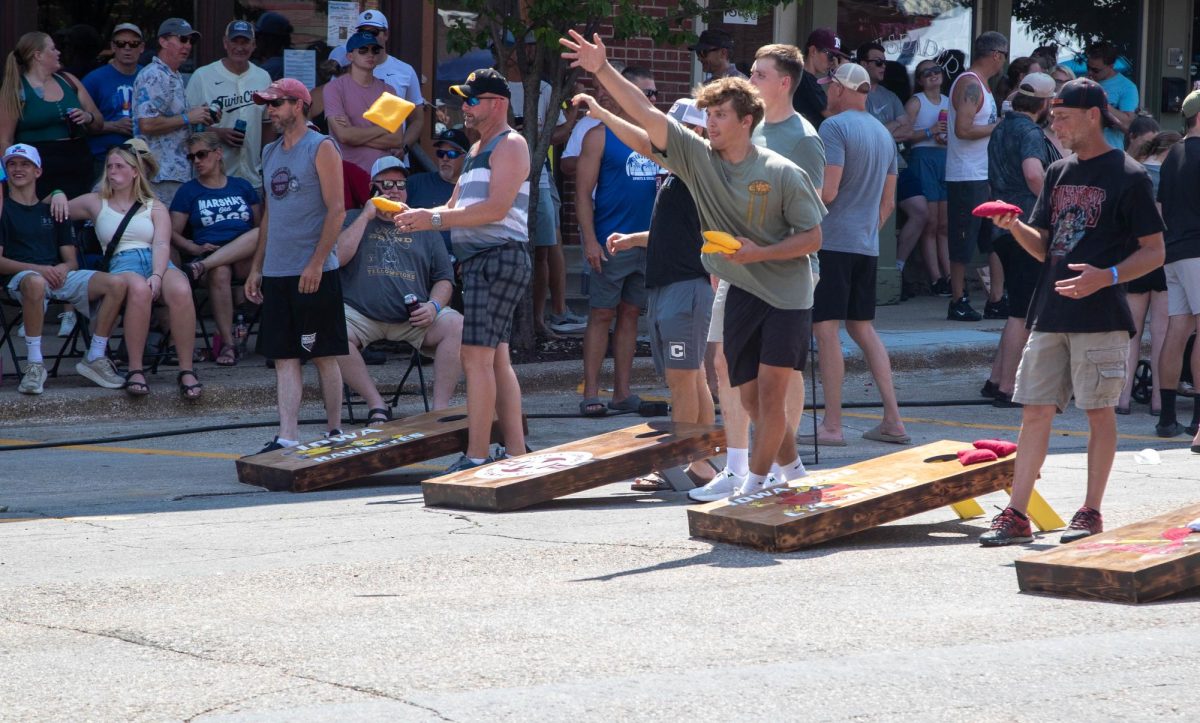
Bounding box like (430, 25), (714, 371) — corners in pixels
(782, 457), (808, 482)
(25, 336), (43, 363)
(746, 472), (767, 490)
(87, 335), (109, 363)
(276, 437), (299, 447)
(469, 456), (487, 465)
(727, 447), (749, 477)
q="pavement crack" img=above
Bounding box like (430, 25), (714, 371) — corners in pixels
(183, 683), (315, 721)
(3, 617), (454, 721)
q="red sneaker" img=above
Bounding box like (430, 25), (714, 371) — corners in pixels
(979, 507), (1033, 546)
(1060, 506), (1103, 544)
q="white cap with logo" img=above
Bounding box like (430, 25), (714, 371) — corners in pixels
(3, 143), (42, 168)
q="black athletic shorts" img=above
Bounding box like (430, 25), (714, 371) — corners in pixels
(993, 233), (1040, 318)
(812, 249), (877, 323)
(722, 284), (811, 388)
(256, 270), (349, 359)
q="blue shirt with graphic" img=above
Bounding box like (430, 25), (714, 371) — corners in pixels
(170, 176), (259, 246)
(82, 62), (141, 158)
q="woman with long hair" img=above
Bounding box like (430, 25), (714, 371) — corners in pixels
(0, 31), (103, 198)
(995, 56), (1042, 111)
(68, 140), (201, 398)
(171, 132), (261, 366)
(896, 59), (951, 296)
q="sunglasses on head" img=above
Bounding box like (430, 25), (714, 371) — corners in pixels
(436, 148), (464, 159)
(117, 141), (148, 155)
(355, 45), (383, 55)
(266, 97), (298, 107)
(642, 88), (658, 99)
(186, 149), (213, 163)
(374, 179), (405, 190)
(113, 40), (143, 49)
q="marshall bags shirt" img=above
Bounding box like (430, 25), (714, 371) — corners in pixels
(1027, 149), (1164, 335)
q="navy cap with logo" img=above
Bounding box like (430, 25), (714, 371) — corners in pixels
(1052, 77), (1117, 127)
(226, 20), (254, 40)
(450, 68), (510, 99)
(434, 128), (470, 151)
(346, 31), (382, 52)
(689, 28), (734, 53)
(157, 17), (199, 39)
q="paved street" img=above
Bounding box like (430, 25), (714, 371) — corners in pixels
(2, 365), (1197, 722)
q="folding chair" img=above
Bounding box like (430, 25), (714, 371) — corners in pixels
(343, 343), (430, 423)
(0, 297), (24, 380)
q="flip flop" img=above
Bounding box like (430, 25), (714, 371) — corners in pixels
(796, 433), (847, 447)
(580, 397), (607, 417)
(630, 473), (671, 491)
(608, 395), (642, 412)
(862, 424), (911, 445)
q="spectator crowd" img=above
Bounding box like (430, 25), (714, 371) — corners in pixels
(1, 12), (1198, 543)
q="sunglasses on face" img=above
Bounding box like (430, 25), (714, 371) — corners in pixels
(355, 45), (383, 55)
(113, 40), (143, 49)
(863, 58), (885, 67)
(375, 180), (406, 190)
(642, 88), (659, 99)
(186, 149), (213, 163)
(266, 97), (298, 108)
(357, 27), (381, 36)
(463, 95), (503, 106)
(168, 34), (195, 45)
(920, 68), (943, 78)
(436, 148), (464, 159)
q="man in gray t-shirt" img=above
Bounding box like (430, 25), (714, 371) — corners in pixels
(807, 63), (908, 448)
(336, 158), (463, 417)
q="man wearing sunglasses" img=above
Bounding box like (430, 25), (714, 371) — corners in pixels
(133, 18), (213, 205)
(856, 42), (911, 142)
(689, 28), (745, 82)
(1085, 42), (1139, 150)
(326, 31), (408, 175)
(82, 23), (144, 179)
(406, 128), (469, 254)
(793, 28), (850, 130)
(327, 10), (424, 153)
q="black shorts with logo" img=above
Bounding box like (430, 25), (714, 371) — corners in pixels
(722, 284), (812, 388)
(257, 270), (349, 360)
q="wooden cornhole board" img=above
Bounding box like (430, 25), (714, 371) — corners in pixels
(235, 406), (512, 492)
(688, 440), (1016, 552)
(1015, 503), (1200, 603)
(421, 421), (725, 511)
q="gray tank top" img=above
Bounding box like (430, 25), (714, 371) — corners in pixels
(261, 129), (340, 277)
(450, 130), (530, 261)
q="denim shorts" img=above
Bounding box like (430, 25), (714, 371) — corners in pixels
(108, 247), (177, 277)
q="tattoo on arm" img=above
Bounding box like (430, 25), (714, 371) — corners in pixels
(963, 81), (982, 108)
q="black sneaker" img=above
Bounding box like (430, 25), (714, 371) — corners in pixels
(253, 436), (289, 455)
(1155, 421), (1185, 438)
(948, 296), (982, 322)
(931, 277), (953, 297)
(980, 380), (1000, 399)
(983, 295), (1010, 319)
(979, 507), (1033, 546)
(992, 392), (1021, 408)
(444, 454), (495, 474)
(1060, 506), (1103, 544)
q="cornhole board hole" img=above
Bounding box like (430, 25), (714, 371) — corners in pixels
(235, 407), (514, 492)
(421, 422), (725, 511)
(688, 440), (1017, 552)
(1015, 503), (1200, 603)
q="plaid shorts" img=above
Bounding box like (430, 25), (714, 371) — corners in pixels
(461, 241), (532, 347)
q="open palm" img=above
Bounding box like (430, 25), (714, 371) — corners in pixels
(560, 29), (607, 74)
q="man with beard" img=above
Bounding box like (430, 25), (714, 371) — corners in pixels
(245, 79), (347, 453)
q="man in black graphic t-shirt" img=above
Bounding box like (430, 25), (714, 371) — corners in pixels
(982, 79), (1165, 547)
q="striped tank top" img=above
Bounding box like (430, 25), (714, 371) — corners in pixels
(450, 129), (530, 261)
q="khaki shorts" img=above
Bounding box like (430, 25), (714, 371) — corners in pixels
(344, 304), (453, 351)
(1013, 330), (1129, 411)
(707, 279), (729, 343)
(1164, 257), (1200, 317)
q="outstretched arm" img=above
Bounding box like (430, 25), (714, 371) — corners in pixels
(560, 30), (667, 150)
(571, 93), (654, 158)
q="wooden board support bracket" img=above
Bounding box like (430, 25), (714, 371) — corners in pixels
(949, 489), (1064, 531)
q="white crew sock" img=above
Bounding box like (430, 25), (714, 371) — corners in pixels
(745, 472), (767, 491)
(25, 336), (43, 363)
(276, 437), (299, 448)
(781, 457), (808, 482)
(469, 456), (488, 465)
(87, 335), (109, 363)
(726, 447), (749, 477)
(770, 462), (782, 477)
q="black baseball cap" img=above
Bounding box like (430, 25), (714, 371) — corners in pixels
(434, 128), (469, 151)
(806, 28), (850, 60)
(689, 28), (734, 53)
(450, 68), (510, 99)
(1052, 78), (1117, 127)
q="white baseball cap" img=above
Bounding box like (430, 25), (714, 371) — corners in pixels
(370, 156), (408, 179)
(668, 98), (707, 127)
(3, 143), (42, 168)
(356, 10), (388, 30)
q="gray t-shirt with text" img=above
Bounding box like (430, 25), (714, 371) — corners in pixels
(340, 219), (454, 322)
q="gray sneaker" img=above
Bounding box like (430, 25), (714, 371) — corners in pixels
(18, 363), (47, 395)
(75, 356), (125, 389)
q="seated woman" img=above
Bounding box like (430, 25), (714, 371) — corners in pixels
(171, 132), (261, 366)
(67, 139), (200, 398)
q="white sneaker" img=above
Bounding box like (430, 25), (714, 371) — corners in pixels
(734, 473), (779, 496)
(687, 467), (744, 502)
(75, 356), (125, 389)
(16, 323), (25, 339)
(57, 311), (76, 338)
(18, 362), (47, 395)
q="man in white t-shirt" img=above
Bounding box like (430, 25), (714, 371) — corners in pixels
(328, 10), (424, 151)
(186, 20), (273, 188)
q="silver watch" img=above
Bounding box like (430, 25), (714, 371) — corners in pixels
(431, 212), (443, 229)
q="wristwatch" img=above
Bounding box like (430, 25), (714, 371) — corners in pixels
(431, 212), (443, 229)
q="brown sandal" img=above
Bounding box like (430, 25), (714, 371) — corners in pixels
(177, 370), (203, 400)
(124, 369), (149, 397)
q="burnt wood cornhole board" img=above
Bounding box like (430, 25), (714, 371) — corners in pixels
(421, 421), (725, 511)
(1015, 503), (1200, 603)
(235, 406), (515, 492)
(688, 439), (1058, 552)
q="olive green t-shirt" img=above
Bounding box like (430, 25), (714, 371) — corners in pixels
(652, 117), (826, 310)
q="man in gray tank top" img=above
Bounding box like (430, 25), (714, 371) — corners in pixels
(396, 69), (532, 472)
(245, 78), (348, 453)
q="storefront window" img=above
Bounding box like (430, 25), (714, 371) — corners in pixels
(838, 0), (975, 97)
(1009, 0), (1142, 82)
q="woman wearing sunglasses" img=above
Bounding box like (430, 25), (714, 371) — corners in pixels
(171, 132), (263, 365)
(896, 59), (951, 298)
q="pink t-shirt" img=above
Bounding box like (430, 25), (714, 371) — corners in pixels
(324, 73), (398, 173)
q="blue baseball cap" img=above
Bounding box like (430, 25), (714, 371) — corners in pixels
(346, 31), (382, 53)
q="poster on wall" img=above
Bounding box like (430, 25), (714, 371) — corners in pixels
(284, 49), (317, 89)
(327, 1), (360, 46)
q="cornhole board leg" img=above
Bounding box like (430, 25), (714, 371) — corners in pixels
(1015, 502), (1200, 603)
(1006, 487), (1066, 531)
(422, 422), (725, 511)
(949, 499), (986, 519)
(658, 466), (697, 492)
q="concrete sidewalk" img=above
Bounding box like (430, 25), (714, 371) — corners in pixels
(1, 294), (1006, 426)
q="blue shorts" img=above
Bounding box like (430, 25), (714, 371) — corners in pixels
(906, 146), (948, 202)
(108, 247), (177, 277)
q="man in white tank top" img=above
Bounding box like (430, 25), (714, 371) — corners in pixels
(945, 31), (1007, 322)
